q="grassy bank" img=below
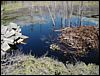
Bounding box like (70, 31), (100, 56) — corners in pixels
(1, 53), (99, 75)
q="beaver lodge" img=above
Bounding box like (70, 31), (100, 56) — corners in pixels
(57, 26), (99, 59)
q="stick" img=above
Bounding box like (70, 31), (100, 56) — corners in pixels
(47, 5), (56, 26)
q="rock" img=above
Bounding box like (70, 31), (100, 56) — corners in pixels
(1, 7), (4, 11)
(1, 26), (8, 35)
(14, 36), (19, 40)
(3, 38), (14, 45)
(1, 40), (4, 44)
(1, 23), (29, 55)
(15, 32), (22, 37)
(1, 42), (11, 51)
(16, 28), (21, 32)
(17, 39), (24, 43)
(20, 42), (27, 44)
(4, 29), (16, 38)
(8, 22), (18, 29)
(20, 35), (29, 39)
(1, 35), (4, 40)
(1, 51), (6, 56)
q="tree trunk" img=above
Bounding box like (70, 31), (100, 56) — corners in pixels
(79, 1), (83, 26)
(47, 6), (56, 26)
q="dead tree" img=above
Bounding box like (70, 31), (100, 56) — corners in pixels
(79, 1), (83, 26)
(60, 1), (65, 28)
(47, 2), (56, 26)
(59, 2), (63, 28)
(38, 2), (44, 20)
(70, 1), (73, 27)
(65, 1), (71, 27)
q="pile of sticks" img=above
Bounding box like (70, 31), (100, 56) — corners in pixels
(59, 26), (99, 56)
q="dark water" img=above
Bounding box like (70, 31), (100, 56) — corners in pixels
(17, 15), (98, 64)
(18, 15), (63, 59)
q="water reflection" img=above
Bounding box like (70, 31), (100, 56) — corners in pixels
(17, 15), (98, 64)
(30, 24), (34, 32)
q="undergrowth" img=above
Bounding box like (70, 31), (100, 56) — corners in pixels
(1, 51), (99, 75)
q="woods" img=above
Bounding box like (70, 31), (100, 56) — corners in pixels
(1, 1), (99, 27)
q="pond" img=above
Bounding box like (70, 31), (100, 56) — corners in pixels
(18, 15), (62, 58)
(16, 15), (98, 64)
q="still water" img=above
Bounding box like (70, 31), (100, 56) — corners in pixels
(17, 15), (98, 64)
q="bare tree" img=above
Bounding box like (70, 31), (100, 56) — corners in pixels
(66, 1), (71, 27)
(79, 1), (83, 26)
(47, 2), (56, 26)
(70, 1), (73, 27)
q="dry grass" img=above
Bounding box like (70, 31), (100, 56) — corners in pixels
(1, 51), (99, 75)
